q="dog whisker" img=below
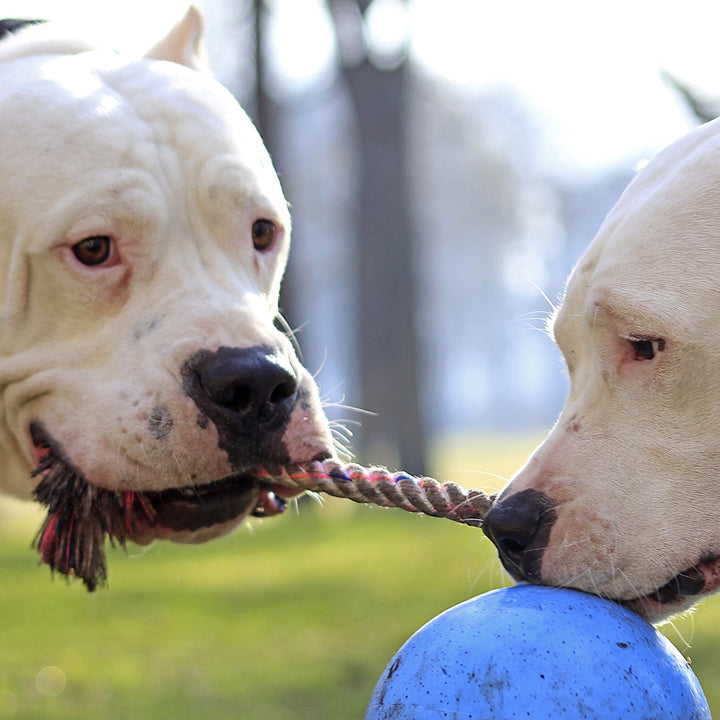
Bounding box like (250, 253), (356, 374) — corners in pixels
(612, 567), (657, 608)
(563, 562), (603, 596)
(329, 417), (357, 434)
(274, 314), (308, 360)
(322, 401), (376, 418)
(529, 282), (560, 315)
(311, 347), (329, 382)
(329, 418), (354, 435)
(329, 439), (353, 464)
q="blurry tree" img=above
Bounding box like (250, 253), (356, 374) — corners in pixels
(325, 0), (426, 474)
(252, 0), (271, 138)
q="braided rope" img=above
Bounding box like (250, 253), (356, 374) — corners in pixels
(259, 460), (496, 528)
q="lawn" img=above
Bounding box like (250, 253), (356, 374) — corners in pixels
(0, 434), (719, 718)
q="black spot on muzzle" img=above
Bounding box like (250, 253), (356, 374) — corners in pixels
(482, 488), (557, 583)
(148, 405), (173, 440)
(181, 345), (299, 469)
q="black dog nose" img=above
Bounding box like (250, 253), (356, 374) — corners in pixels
(482, 489), (557, 582)
(195, 346), (298, 423)
(182, 346), (299, 468)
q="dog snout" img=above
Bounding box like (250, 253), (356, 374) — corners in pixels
(182, 345), (300, 467)
(482, 489), (557, 583)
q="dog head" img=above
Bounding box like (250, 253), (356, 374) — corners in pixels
(483, 116), (720, 621)
(0, 9), (334, 543)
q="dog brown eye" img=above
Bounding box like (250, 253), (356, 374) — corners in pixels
(72, 236), (113, 266)
(252, 219), (276, 252)
(630, 337), (665, 360)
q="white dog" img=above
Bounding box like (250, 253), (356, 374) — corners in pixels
(0, 9), (333, 549)
(483, 113), (720, 621)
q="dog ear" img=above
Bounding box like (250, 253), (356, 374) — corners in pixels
(144, 5), (209, 72)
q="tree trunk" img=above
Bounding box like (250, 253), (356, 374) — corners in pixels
(329, 0), (427, 474)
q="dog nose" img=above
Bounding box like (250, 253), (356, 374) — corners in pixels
(195, 346), (298, 423)
(183, 346), (299, 466)
(482, 489), (557, 582)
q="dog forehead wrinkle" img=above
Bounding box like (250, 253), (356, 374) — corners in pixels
(2, 53), (277, 195)
(200, 153), (288, 204)
(103, 61), (283, 191)
(0, 98), (170, 231)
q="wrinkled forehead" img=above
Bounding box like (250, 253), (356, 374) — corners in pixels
(0, 51), (287, 220)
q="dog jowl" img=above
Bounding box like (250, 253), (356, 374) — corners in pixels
(0, 9), (334, 584)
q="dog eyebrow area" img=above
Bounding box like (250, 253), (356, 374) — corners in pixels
(0, 3), (718, 719)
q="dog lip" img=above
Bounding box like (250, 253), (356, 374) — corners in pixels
(648, 565), (706, 604)
(148, 473), (262, 533)
(670, 565), (707, 596)
(29, 420), (58, 467)
(129, 468), (308, 538)
(619, 557), (720, 615)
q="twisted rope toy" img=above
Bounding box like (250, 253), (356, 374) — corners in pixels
(262, 460), (495, 526)
(31, 458), (496, 591)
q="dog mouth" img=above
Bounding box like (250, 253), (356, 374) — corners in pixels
(29, 427), (320, 591)
(123, 472), (300, 538)
(618, 557), (720, 617)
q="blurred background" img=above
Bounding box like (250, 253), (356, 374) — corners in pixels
(2, 0), (720, 717)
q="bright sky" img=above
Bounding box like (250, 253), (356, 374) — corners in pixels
(0, 0), (718, 174)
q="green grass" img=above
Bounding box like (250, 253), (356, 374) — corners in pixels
(0, 435), (719, 718)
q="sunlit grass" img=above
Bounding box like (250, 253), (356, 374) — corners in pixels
(0, 434), (719, 718)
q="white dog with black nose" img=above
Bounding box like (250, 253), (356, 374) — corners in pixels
(483, 111), (720, 621)
(0, 8), (333, 575)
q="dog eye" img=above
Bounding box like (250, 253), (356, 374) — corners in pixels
(252, 219), (276, 252)
(72, 236), (114, 266)
(629, 337), (665, 361)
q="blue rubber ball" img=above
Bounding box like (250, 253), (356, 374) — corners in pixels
(365, 584), (710, 719)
